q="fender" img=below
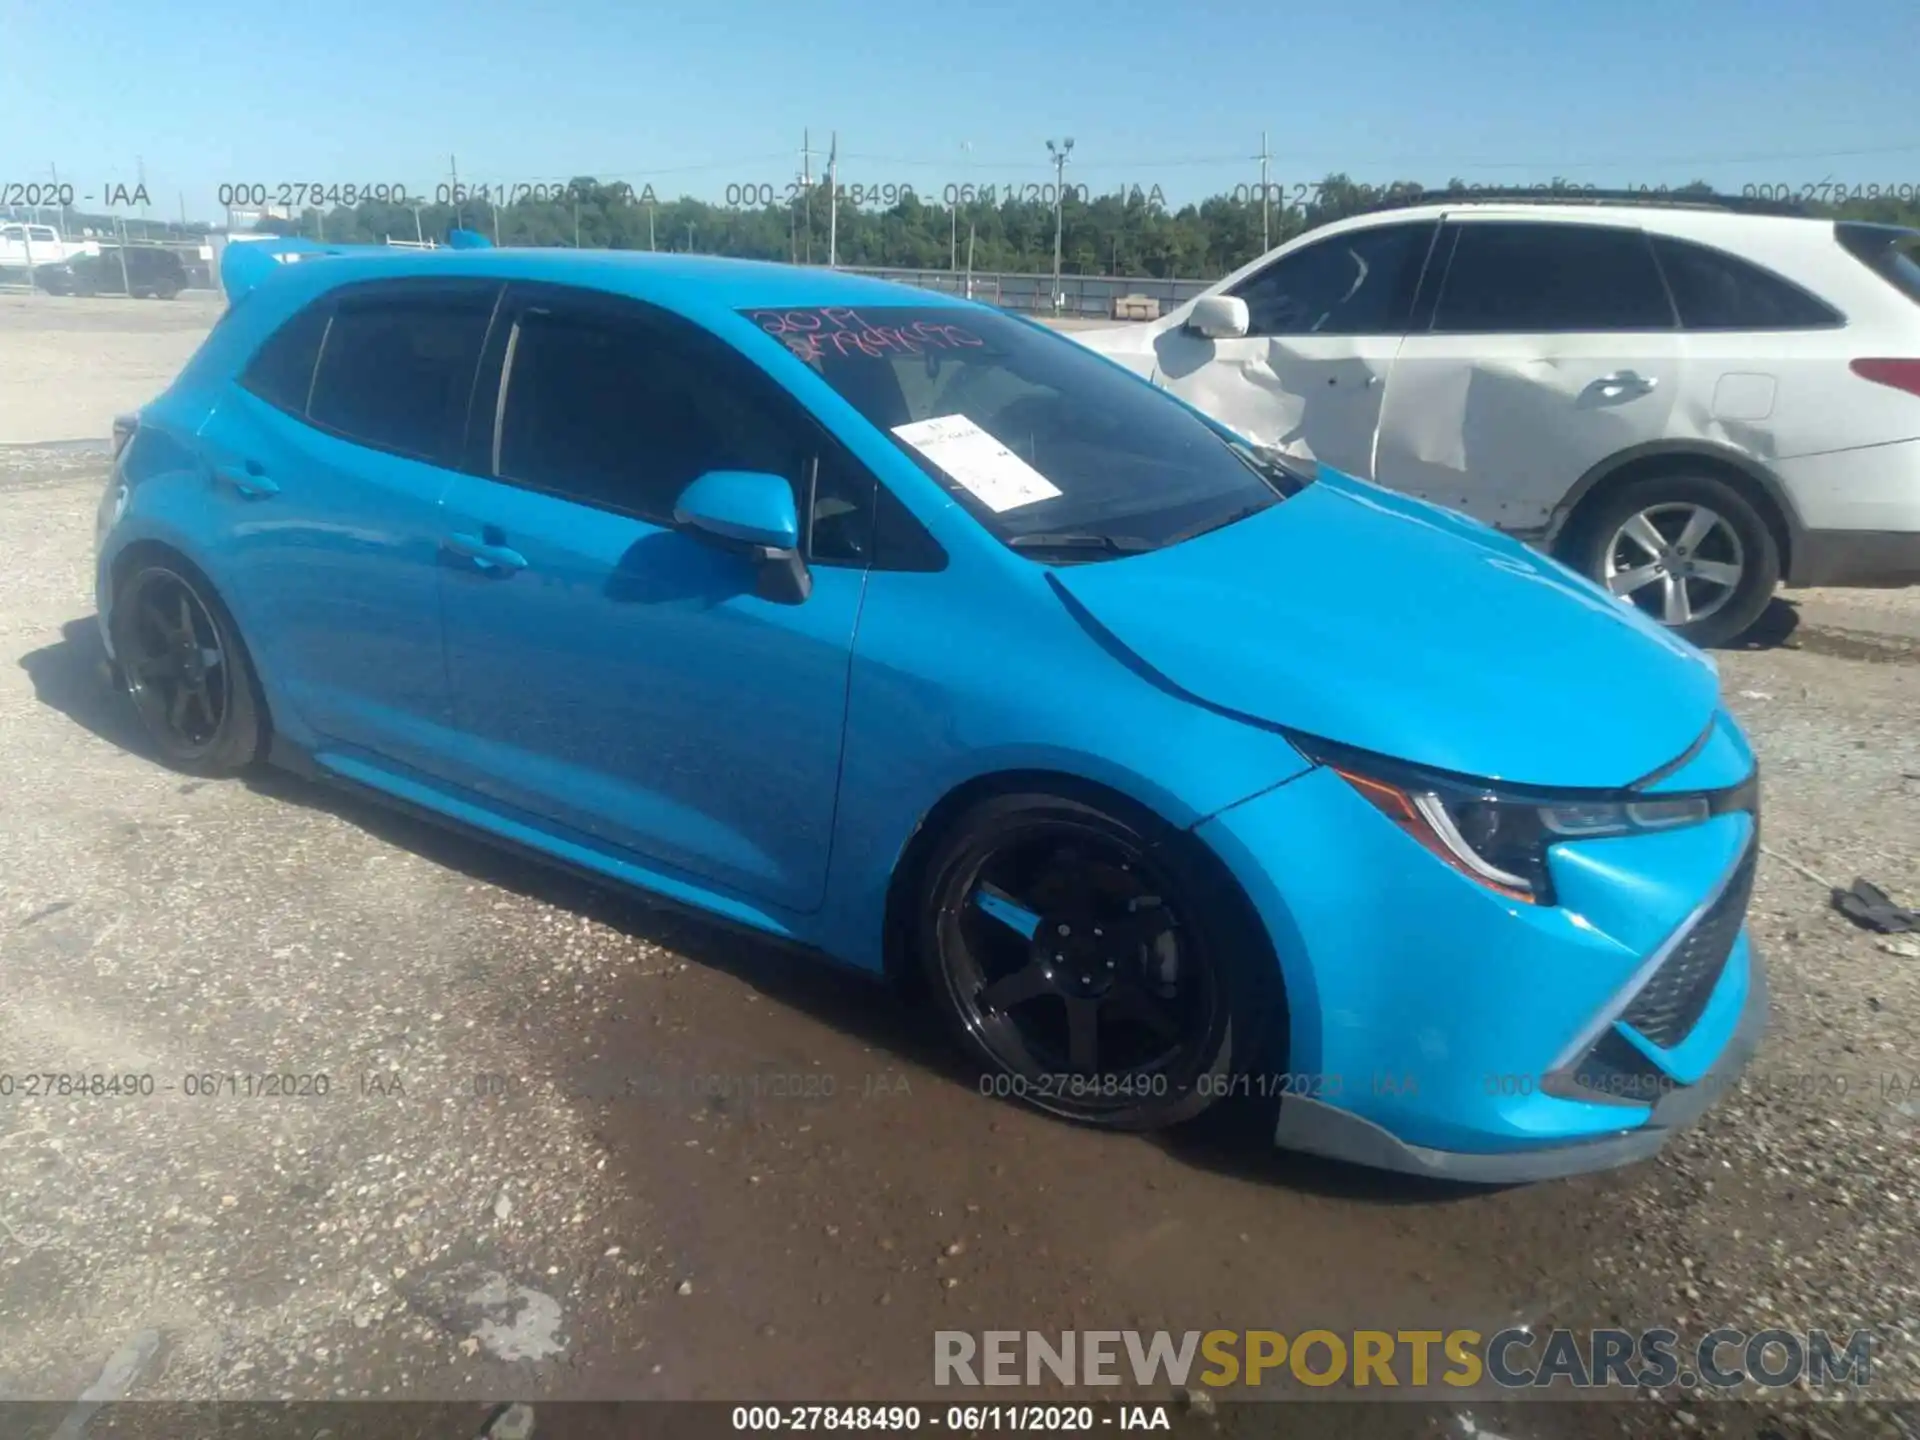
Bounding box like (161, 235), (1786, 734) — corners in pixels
(1542, 440), (1806, 566)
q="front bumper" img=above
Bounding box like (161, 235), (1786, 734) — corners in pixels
(1273, 943), (1766, 1182)
(1194, 734), (1763, 1181)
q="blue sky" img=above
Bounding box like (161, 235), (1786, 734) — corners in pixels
(3, 0), (1917, 223)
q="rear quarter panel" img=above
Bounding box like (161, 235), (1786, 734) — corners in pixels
(1654, 215), (1920, 461)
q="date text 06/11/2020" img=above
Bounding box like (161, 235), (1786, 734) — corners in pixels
(728, 1405), (1173, 1432)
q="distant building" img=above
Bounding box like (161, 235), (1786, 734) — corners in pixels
(226, 205), (295, 232)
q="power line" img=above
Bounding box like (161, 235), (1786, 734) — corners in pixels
(824, 139), (1920, 173)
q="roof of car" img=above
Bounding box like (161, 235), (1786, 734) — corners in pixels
(247, 244), (972, 315)
(1324, 199), (1836, 234)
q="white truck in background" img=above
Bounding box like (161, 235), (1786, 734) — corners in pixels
(0, 221), (97, 277)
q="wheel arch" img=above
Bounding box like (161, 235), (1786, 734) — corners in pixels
(108, 537), (276, 747)
(1545, 441), (1802, 579)
(878, 767), (1289, 1062)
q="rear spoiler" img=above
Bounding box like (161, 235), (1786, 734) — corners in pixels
(220, 228), (494, 303)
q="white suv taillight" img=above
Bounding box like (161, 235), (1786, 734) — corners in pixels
(1850, 359), (1920, 397)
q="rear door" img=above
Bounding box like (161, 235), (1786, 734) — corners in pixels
(432, 285), (871, 914)
(1373, 219), (1684, 533)
(194, 276), (501, 772)
(1149, 219), (1436, 476)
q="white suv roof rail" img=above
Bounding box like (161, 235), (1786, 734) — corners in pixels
(1350, 187), (1814, 222)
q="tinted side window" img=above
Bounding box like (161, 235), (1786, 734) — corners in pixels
(1836, 222), (1920, 305)
(1433, 223), (1675, 333)
(872, 481), (947, 572)
(1230, 222), (1435, 336)
(496, 303), (890, 565)
(241, 302), (332, 415)
(307, 289), (496, 464)
(1652, 236), (1842, 329)
(807, 445), (875, 565)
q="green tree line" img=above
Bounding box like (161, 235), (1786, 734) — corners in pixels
(28, 172), (1920, 280)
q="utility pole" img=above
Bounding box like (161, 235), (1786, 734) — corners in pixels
(686, 220), (696, 252)
(449, 154), (461, 230)
(1045, 137), (1073, 314)
(1254, 130), (1272, 252)
(953, 140), (972, 271)
(114, 215), (133, 294)
(827, 131), (839, 268)
(573, 193), (581, 248)
(799, 128), (818, 265)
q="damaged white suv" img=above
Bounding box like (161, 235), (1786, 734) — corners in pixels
(1075, 198), (1920, 646)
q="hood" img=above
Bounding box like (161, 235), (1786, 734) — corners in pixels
(1049, 470), (1721, 790)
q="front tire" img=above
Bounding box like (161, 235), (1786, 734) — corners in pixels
(917, 790), (1277, 1132)
(1569, 472), (1780, 648)
(109, 559), (265, 776)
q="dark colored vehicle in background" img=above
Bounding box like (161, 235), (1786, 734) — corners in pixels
(34, 245), (189, 299)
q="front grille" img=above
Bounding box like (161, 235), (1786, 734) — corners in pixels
(1620, 843), (1757, 1050)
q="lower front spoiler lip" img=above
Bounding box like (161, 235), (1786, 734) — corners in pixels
(1273, 945), (1768, 1185)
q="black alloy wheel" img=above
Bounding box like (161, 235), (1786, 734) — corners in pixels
(921, 793), (1264, 1130)
(110, 562), (264, 775)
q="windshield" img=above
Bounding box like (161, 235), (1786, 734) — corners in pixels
(739, 303), (1304, 558)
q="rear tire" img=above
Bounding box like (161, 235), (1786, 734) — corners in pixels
(1568, 472), (1780, 648)
(916, 789), (1280, 1132)
(109, 558), (266, 777)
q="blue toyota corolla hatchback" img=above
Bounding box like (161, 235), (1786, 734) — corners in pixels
(95, 236), (1765, 1181)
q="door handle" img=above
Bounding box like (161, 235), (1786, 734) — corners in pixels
(215, 464), (279, 498)
(1591, 370), (1658, 398)
(443, 532), (528, 574)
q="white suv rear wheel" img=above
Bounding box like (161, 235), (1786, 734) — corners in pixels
(1572, 473), (1781, 648)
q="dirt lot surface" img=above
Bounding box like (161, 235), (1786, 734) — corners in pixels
(1, 294), (1917, 1440)
(0, 293), (226, 447)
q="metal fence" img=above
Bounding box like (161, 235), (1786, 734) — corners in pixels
(7, 222), (1208, 316)
(0, 236), (219, 294)
(824, 265), (1211, 318)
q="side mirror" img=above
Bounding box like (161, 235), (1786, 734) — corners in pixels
(1184, 294), (1250, 340)
(673, 470), (812, 604)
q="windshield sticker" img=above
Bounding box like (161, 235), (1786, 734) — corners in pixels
(747, 307), (986, 364)
(891, 414), (1062, 514)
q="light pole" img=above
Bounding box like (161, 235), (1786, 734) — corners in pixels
(1045, 138), (1073, 314)
(952, 140), (971, 272)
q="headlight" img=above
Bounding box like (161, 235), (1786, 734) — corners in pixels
(1292, 734), (1748, 906)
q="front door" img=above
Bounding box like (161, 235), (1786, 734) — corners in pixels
(1150, 219), (1436, 476)
(434, 286), (871, 915)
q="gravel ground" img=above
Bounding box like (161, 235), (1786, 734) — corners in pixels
(1, 453), (1916, 1438)
(1, 295), (1917, 1438)
(0, 293), (225, 446)
(0, 467), (657, 1402)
